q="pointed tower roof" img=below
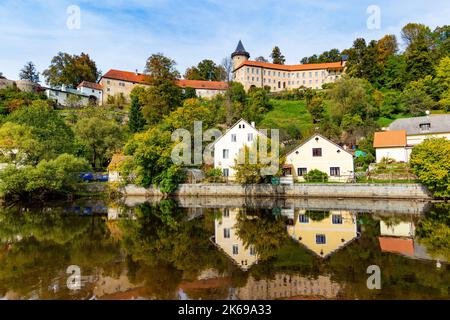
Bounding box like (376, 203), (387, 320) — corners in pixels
(231, 40), (250, 59)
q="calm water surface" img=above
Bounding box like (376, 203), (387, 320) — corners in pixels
(0, 197), (448, 300)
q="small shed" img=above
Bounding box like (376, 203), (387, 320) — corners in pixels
(108, 154), (132, 183)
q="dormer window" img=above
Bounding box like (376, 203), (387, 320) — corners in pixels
(420, 123), (431, 131)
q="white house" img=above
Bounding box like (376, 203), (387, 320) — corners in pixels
(44, 85), (91, 108)
(214, 208), (258, 271)
(284, 134), (354, 182)
(213, 119), (263, 178)
(373, 130), (409, 163)
(373, 114), (450, 163)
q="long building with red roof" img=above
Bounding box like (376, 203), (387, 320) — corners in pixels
(231, 40), (347, 92)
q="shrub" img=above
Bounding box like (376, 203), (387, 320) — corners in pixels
(304, 169), (328, 182)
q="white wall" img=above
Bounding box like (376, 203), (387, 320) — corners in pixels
(286, 135), (354, 182)
(407, 133), (450, 146)
(214, 119), (261, 178)
(196, 88), (226, 99)
(376, 147), (408, 163)
(46, 88), (90, 107)
(78, 87), (103, 105)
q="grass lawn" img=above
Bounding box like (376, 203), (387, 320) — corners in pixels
(259, 99), (313, 134)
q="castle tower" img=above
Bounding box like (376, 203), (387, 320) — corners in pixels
(231, 40), (250, 71)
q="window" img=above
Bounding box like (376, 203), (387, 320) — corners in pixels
(223, 149), (229, 159)
(419, 123), (431, 131)
(248, 133), (254, 142)
(297, 168), (307, 176)
(250, 246), (256, 256)
(332, 214), (343, 224)
(330, 167), (340, 176)
(223, 168), (229, 177)
(309, 72), (312, 77)
(299, 214), (309, 223)
(92, 89), (95, 93)
(312, 148), (322, 157)
(107, 80), (111, 84)
(224, 228), (231, 239)
(231, 134), (236, 142)
(232, 245), (239, 255)
(223, 208), (229, 217)
(315, 71), (318, 77)
(316, 234), (326, 244)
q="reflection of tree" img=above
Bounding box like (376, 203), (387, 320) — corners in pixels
(326, 212), (450, 299)
(0, 204), (122, 299)
(235, 208), (289, 261)
(119, 200), (235, 298)
(304, 210), (331, 222)
(416, 203), (450, 261)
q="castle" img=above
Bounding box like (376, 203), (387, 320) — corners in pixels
(231, 41), (346, 92)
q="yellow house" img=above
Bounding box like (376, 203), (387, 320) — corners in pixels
(214, 208), (258, 270)
(285, 134), (355, 182)
(287, 210), (359, 258)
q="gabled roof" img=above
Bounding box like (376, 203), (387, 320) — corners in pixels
(388, 115), (450, 135)
(373, 130), (407, 148)
(234, 60), (344, 72)
(286, 134), (353, 158)
(78, 81), (103, 91)
(176, 79), (228, 90)
(101, 69), (151, 85)
(213, 119), (264, 146)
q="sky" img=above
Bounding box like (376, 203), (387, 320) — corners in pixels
(0, 0), (449, 81)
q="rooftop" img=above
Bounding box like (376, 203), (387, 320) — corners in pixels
(101, 69), (151, 85)
(176, 79), (228, 90)
(78, 81), (103, 91)
(388, 114), (450, 135)
(234, 60), (344, 72)
(373, 130), (407, 148)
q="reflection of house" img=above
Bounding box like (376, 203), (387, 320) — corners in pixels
(213, 119), (263, 179)
(214, 208), (258, 270)
(378, 219), (446, 262)
(236, 274), (341, 300)
(374, 115), (450, 163)
(284, 134), (354, 182)
(287, 210), (358, 258)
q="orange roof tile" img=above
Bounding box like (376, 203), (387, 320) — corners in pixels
(373, 130), (407, 148)
(77, 81), (103, 91)
(176, 79), (228, 90)
(101, 69), (151, 85)
(235, 60), (344, 72)
(379, 237), (414, 256)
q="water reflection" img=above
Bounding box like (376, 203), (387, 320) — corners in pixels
(0, 198), (449, 300)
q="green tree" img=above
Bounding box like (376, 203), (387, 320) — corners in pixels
(74, 115), (124, 169)
(243, 88), (272, 123)
(304, 169), (328, 182)
(6, 101), (74, 161)
(42, 52), (101, 87)
(19, 61), (40, 83)
(410, 138), (450, 198)
(128, 95), (146, 133)
(270, 46), (285, 65)
(0, 154), (90, 199)
(184, 59), (226, 81)
(400, 85), (435, 116)
(307, 96), (325, 122)
(0, 122), (41, 165)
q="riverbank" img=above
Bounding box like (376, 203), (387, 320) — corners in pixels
(122, 183), (432, 200)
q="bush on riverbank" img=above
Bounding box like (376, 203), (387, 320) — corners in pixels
(410, 138), (450, 198)
(0, 154), (90, 199)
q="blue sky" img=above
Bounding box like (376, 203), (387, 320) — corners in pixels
(1, 0), (449, 81)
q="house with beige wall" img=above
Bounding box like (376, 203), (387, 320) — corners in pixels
(287, 210), (358, 258)
(373, 114), (450, 163)
(284, 134), (354, 182)
(99, 69), (228, 103)
(231, 41), (346, 92)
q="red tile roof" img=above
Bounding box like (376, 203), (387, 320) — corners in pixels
(77, 81), (103, 91)
(176, 79), (228, 90)
(373, 130), (407, 148)
(101, 69), (151, 85)
(234, 60), (344, 72)
(379, 237), (414, 256)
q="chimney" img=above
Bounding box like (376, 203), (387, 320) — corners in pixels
(251, 121), (256, 128)
(135, 69), (139, 75)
